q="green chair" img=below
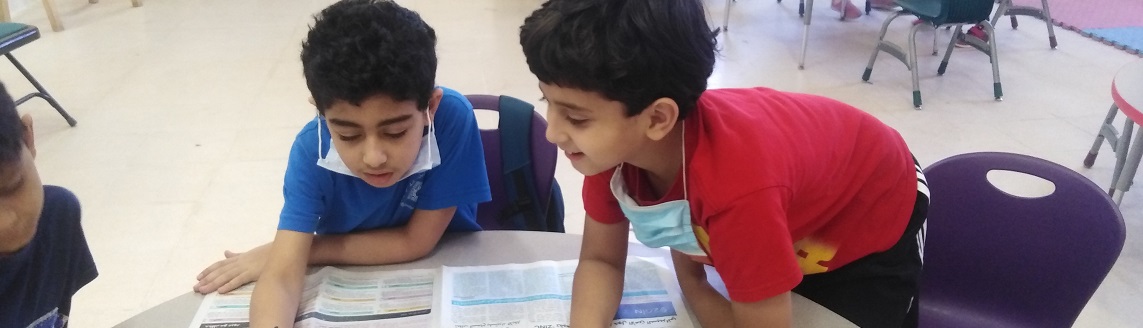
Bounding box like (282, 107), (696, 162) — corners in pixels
(0, 22), (75, 126)
(861, 0), (1001, 110)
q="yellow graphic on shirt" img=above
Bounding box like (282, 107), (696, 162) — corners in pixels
(794, 238), (837, 274)
(686, 225), (714, 265)
(693, 224), (711, 255)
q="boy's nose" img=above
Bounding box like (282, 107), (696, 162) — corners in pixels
(362, 141), (388, 168)
(545, 121), (566, 145)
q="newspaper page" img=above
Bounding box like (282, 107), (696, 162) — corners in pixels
(440, 257), (694, 328)
(188, 267), (437, 328)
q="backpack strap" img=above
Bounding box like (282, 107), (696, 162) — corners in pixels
(546, 181), (566, 233)
(497, 95), (547, 231)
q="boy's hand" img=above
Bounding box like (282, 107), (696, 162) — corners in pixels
(194, 243), (271, 294)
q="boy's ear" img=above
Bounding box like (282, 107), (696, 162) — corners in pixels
(20, 114), (35, 158)
(426, 88), (444, 121)
(642, 98), (680, 141)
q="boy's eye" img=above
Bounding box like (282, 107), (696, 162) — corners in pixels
(337, 134), (361, 141)
(567, 116), (588, 126)
(384, 130), (408, 139)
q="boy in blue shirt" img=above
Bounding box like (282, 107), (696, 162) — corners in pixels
(0, 80), (98, 328)
(193, 0), (491, 325)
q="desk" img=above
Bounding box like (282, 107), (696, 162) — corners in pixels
(114, 231), (856, 327)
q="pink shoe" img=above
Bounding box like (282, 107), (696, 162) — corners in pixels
(955, 24), (989, 48)
(831, 0), (862, 20)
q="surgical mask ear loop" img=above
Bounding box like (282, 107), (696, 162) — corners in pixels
(681, 125), (688, 202)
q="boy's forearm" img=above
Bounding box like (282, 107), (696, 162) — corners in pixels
(249, 276), (303, 327)
(570, 259), (626, 327)
(308, 207), (455, 266)
(250, 230), (311, 327)
(679, 278), (734, 328)
(308, 226), (430, 266)
(671, 250), (734, 327)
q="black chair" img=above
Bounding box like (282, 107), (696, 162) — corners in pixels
(0, 22), (76, 126)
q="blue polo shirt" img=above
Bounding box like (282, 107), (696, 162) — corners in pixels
(0, 186), (98, 328)
(278, 87), (490, 234)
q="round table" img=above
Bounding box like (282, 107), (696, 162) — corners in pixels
(112, 231), (856, 327)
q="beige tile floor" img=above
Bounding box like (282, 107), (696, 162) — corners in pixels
(2, 0), (1140, 326)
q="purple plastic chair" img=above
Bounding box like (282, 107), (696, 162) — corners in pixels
(466, 94), (563, 232)
(920, 152), (1125, 328)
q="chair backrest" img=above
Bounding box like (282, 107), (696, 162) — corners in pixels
(467, 94), (565, 233)
(0, 23), (39, 56)
(900, 0), (993, 24)
(943, 0), (994, 24)
(920, 152), (1125, 328)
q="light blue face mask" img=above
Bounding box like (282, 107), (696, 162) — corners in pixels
(315, 112), (441, 182)
(609, 126), (706, 257)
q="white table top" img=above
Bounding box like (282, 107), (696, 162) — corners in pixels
(112, 231), (856, 328)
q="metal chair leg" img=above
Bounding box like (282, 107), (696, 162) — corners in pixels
(908, 23), (925, 109)
(938, 25), (961, 75)
(1111, 120), (1134, 196)
(981, 21), (1002, 101)
(6, 54), (76, 127)
(1040, 0), (1058, 49)
(932, 25), (939, 56)
(1086, 104), (1121, 167)
(722, 0), (732, 32)
(800, 0), (814, 69)
(993, 0), (1058, 49)
(862, 11), (905, 82)
(991, 0), (1009, 27)
(1112, 124), (1143, 205)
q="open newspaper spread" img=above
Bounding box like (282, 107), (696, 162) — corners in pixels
(188, 257), (692, 328)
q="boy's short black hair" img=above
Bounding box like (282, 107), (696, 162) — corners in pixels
(302, 0), (438, 114)
(0, 82), (24, 164)
(520, 0), (717, 119)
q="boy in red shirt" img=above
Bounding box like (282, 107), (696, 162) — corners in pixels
(519, 0), (928, 327)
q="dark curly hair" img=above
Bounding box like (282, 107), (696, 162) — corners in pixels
(302, 0), (437, 114)
(0, 81), (24, 165)
(519, 0), (717, 119)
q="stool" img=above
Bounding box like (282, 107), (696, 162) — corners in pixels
(1084, 60), (1143, 205)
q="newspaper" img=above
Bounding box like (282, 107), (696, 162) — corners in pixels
(188, 267), (437, 328)
(440, 257), (694, 328)
(189, 257), (691, 328)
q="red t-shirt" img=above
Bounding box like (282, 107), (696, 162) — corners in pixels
(583, 88), (917, 303)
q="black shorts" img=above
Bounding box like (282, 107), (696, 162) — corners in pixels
(792, 170), (929, 328)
